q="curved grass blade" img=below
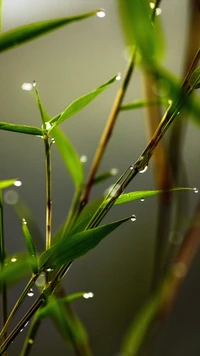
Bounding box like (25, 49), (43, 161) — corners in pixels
(0, 179), (17, 189)
(0, 255), (31, 289)
(114, 187), (194, 206)
(0, 10), (97, 53)
(120, 98), (168, 111)
(40, 216), (130, 269)
(49, 75), (118, 129)
(51, 126), (84, 189)
(34, 85), (51, 127)
(21, 219), (38, 274)
(0, 122), (43, 136)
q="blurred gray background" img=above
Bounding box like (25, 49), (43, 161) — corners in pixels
(0, 0), (200, 355)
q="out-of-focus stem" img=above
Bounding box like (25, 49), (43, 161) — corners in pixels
(44, 135), (52, 250)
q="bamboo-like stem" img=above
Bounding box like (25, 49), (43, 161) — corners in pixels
(21, 314), (41, 356)
(79, 50), (135, 211)
(44, 135), (52, 250)
(0, 191), (7, 348)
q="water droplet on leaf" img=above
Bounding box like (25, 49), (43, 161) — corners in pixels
(139, 165), (148, 174)
(27, 289), (34, 297)
(116, 73), (121, 81)
(140, 198), (145, 202)
(96, 8), (106, 18)
(80, 155), (88, 163)
(193, 187), (199, 193)
(11, 257), (17, 263)
(130, 215), (136, 222)
(14, 180), (22, 187)
(83, 292), (94, 299)
(4, 190), (19, 205)
(21, 83), (33, 91)
(35, 273), (46, 287)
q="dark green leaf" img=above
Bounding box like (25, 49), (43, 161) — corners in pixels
(189, 66), (200, 89)
(120, 98), (168, 111)
(0, 255), (31, 289)
(21, 219), (38, 274)
(122, 293), (159, 355)
(49, 75), (118, 129)
(0, 122), (43, 136)
(114, 187), (194, 206)
(40, 216), (130, 269)
(117, 0), (161, 67)
(0, 179), (16, 189)
(51, 126), (84, 189)
(0, 11), (97, 53)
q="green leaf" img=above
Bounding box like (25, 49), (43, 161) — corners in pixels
(51, 126), (84, 189)
(37, 296), (89, 349)
(34, 85), (51, 126)
(21, 219), (38, 274)
(114, 187), (194, 206)
(117, 0), (161, 67)
(189, 66), (200, 89)
(40, 216), (130, 269)
(0, 122), (43, 136)
(120, 98), (168, 111)
(122, 293), (159, 355)
(0, 255), (31, 289)
(0, 10), (97, 53)
(49, 75), (118, 129)
(0, 179), (17, 189)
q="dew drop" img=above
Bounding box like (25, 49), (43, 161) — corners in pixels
(130, 165), (134, 170)
(14, 180), (22, 187)
(80, 155), (88, 163)
(46, 267), (53, 272)
(32, 80), (37, 87)
(139, 165), (148, 174)
(21, 83), (33, 91)
(11, 257), (17, 263)
(24, 321), (29, 327)
(28, 339), (34, 345)
(130, 214), (136, 222)
(35, 272), (46, 287)
(45, 122), (51, 131)
(27, 289), (34, 297)
(96, 8), (106, 18)
(116, 73), (121, 81)
(20, 328), (24, 333)
(193, 187), (199, 193)
(150, 2), (155, 8)
(22, 218), (27, 225)
(110, 168), (118, 176)
(155, 7), (162, 16)
(140, 198), (145, 202)
(51, 138), (55, 144)
(4, 190), (19, 205)
(83, 292), (94, 299)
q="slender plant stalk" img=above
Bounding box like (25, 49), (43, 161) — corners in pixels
(21, 314), (41, 356)
(44, 135), (52, 250)
(79, 50), (136, 210)
(0, 191), (7, 350)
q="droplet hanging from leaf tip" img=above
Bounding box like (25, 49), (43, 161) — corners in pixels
(130, 215), (136, 222)
(83, 292), (94, 299)
(193, 187), (199, 193)
(96, 8), (106, 18)
(21, 82), (33, 91)
(14, 180), (22, 187)
(27, 288), (34, 297)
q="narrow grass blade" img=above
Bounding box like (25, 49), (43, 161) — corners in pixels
(0, 122), (43, 136)
(21, 219), (38, 274)
(0, 255), (31, 289)
(34, 85), (51, 126)
(49, 75), (118, 129)
(122, 293), (160, 355)
(0, 179), (17, 189)
(113, 187), (194, 206)
(120, 98), (168, 111)
(0, 10), (97, 53)
(40, 216), (130, 269)
(51, 126), (84, 189)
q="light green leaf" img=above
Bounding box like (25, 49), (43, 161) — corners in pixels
(0, 179), (17, 189)
(51, 126), (84, 189)
(34, 85), (51, 126)
(120, 98), (168, 111)
(49, 75), (118, 129)
(0, 122), (43, 136)
(117, 0), (162, 67)
(0, 11), (97, 53)
(122, 293), (159, 355)
(40, 216), (130, 269)
(189, 66), (200, 89)
(21, 219), (38, 274)
(0, 255), (31, 289)
(114, 187), (194, 206)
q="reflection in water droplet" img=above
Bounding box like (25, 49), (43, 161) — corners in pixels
(116, 73), (121, 81)
(110, 168), (118, 176)
(14, 180), (22, 187)
(193, 187), (199, 193)
(130, 215), (136, 222)
(11, 257), (17, 263)
(83, 292), (94, 299)
(4, 190), (19, 205)
(96, 8), (106, 18)
(139, 166), (148, 174)
(140, 198), (145, 202)
(21, 83), (33, 91)
(27, 289), (34, 297)
(28, 339), (34, 345)
(35, 273), (46, 287)
(80, 155), (88, 163)
(169, 231), (183, 245)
